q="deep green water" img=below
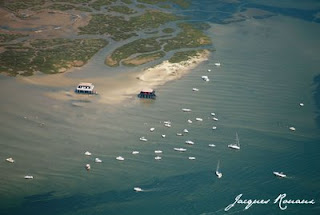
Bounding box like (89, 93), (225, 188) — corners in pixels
(1, 1), (320, 214)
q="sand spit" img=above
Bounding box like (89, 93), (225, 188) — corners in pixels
(20, 50), (210, 104)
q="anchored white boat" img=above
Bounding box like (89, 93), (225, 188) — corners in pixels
(24, 175), (34, 179)
(182, 108), (192, 112)
(299, 103), (304, 107)
(273, 171), (287, 178)
(211, 112), (216, 116)
(195, 118), (203, 122)
(212, 117), (219, 121)
(188, 157), (196, 160)
(289, 127), (296, 131)
(214, 62), (221, 67)
(187, 119), (193, 124)
(174, 148), (187, 152)
(185, 140), (195, 145)
(209, 144), (216, 147)
(176, 133), (183, 136)
(6, 157), (15, 163)
(84, 151), (92, 156)
(212, 126), (217, 130)
(85, 164), (91, 170)
(201, 76), (210, 81)
(132, 151), (140, 155)
(150, 127), (155, 132)
(164, 123), (171, 128)
(161, 134), (166, 138)
(134, 187), (143, 192)
(116, 156), (124, 161)
(155, 156), (162, 160)
(139, 136), (148, 142)
(208, 69), (211, 72)
(95, 158), (102, 163)
(154, 150), (162, 154)
(183, 129), (189, 133)
(228, 132), (240, 150)
(215, 160), (222, 178)
(192, 88), (199, 92)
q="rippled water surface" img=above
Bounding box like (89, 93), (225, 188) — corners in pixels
(1, 1), (320, 214)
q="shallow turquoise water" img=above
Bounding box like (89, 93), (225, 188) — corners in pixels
(1, 1), (320, 214)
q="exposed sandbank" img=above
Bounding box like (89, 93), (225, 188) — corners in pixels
(20, 50), (210, 104)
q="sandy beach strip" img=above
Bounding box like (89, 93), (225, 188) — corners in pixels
(20, 50), (210, 104)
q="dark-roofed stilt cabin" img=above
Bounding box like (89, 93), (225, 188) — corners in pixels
(138, 89), (156, 99)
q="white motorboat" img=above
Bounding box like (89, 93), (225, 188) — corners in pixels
(201, 75), (208, 79)
(163, 121), (171, 124)
(183, 129), (189, 133)
(215, 160), (222, 178)
(209, 144), (216, 147)
(85, 164), (91, 170)
(134, 187), (143, 192)
(140, 136), (148, 142)
(116, 156), (124, 161)
(24, 175), (34, 179)
(161, 134), (166, 138)
(188, 157), (196, 160)
(211, 112), (216, 116)
(154, 150), (162, 154)
(212, 117), (219, 121)
(95, 158), (102, 163)
(176, 133), (183, 136)
(273, 171), (287, 178)
(201, 76), (210, 82)
(182, 108), (192, 112)
(196, 118), (203, 122)
(84, 151), (92, 156)
(208, 69), (211, 72)
(164, 123), (171, 128)
(155, 156), (162, 160)
(289, 127), (296, 131)
(185, 140), (195, 145)
(212, 126), (217, 130)
(192, 88), (199, 92)
(132, 151), (140, 155)
(6, 157), (15, 163)
(214, 62), (221, 67)
(299, 103), (304, 107)
(228, 132), (240, 150)
(150, 127), (155, 132)
(174, 148), (187, 152)
(187, 119), (193, 124)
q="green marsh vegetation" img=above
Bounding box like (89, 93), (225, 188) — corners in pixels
(108, 5), (136, 14)
(0, 39), (108, 76)
(106, 37), (162, 66)
(168, 50), (205, 63)
(123, 51), (166, 66)
(0, 33), (28, 43)
(79, 10), (179, 41)
(106, 22), (212, 67)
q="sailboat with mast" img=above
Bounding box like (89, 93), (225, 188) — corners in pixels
(228, 132), (240, 150)
(215, 160), (222, 178)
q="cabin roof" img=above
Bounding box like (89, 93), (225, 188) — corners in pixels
(78, 82), (94, 87)
(141, 88), (154, 93)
